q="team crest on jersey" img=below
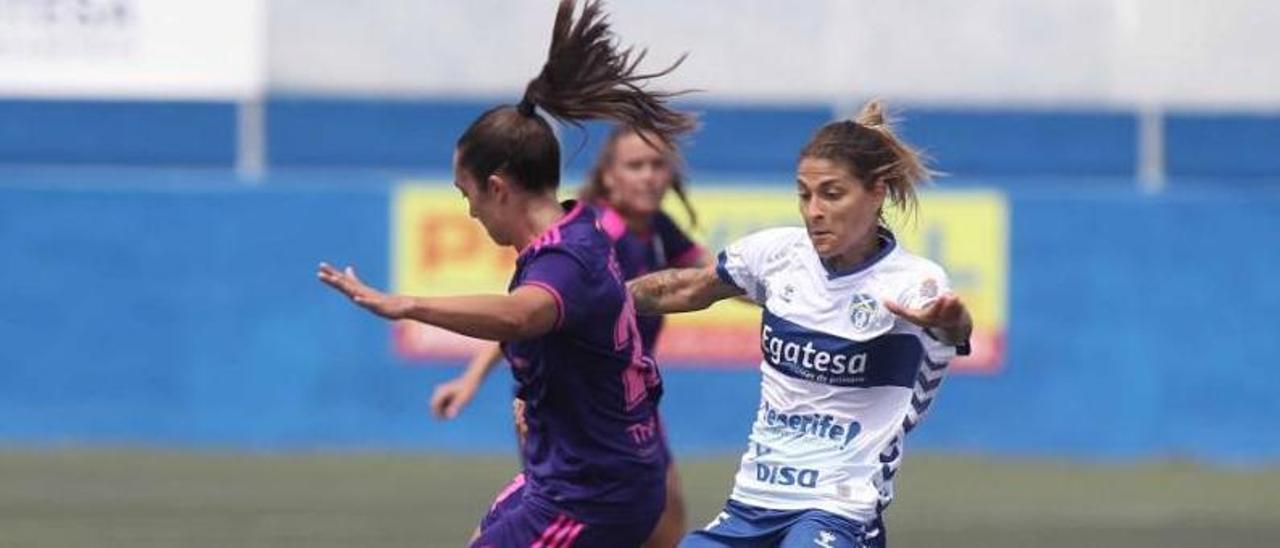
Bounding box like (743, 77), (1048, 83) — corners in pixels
(849, 293), (893, 334)
(919, 278), (939, 300)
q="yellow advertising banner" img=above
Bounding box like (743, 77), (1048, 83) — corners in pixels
(393, 183), (1007, 372)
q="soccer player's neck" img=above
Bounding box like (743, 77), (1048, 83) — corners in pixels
(621, 208), (654, 236)
(821, 230), (883, 274)
(512, 195), (569, 250)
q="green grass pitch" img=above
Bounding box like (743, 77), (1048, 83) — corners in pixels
(1, 450), (1277, 547)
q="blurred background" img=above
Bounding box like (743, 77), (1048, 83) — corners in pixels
(2, 1), (1279, 547)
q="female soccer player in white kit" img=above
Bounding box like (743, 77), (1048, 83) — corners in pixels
(627, 101), (974, 548)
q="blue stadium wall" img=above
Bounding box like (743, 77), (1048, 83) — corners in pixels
(1, 98), (1278, 463)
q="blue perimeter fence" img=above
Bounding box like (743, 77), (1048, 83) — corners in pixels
(1, 98), (1278, 463)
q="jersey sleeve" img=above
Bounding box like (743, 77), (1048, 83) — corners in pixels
(715, 227), (798, 304)
(899, 265), (964, 364)
(517, 249), (590, 331)
(654, 211), (704, 268)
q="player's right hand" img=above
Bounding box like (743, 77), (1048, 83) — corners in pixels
(317, 262), (413, 320)
(430, 376), (480, 419)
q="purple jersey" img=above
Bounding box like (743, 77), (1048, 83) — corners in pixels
(597, 204), (704, 354)
(502, 201), (667, 523)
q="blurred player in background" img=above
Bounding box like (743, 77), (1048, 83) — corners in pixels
(318, 0), (696, 545)
(626, 101), (973, 548)
(432, 124), (707, 547)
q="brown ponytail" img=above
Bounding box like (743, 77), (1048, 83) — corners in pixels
(457, 0), (696, 194)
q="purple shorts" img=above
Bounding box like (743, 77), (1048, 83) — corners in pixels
(472, 473), (660, 548)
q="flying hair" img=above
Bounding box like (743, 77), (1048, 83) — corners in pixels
(521, 0), (698, 142)
(456, 0), (696, 194)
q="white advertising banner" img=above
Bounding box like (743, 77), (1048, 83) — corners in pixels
(269, 0), (1280, 108)
(0, 0), (264, 99)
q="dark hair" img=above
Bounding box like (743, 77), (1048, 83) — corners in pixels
(799, 100), (931, 220)
(456, 0), (696, 194)
(580, 126), (698, 226)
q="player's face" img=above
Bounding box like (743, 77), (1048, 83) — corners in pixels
(602, 131), (673, 217)
(453, 150), (513, 247)
(796, 156), (886, 260)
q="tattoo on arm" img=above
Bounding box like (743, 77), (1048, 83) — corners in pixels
(629, 268), (689, 315)
(628, 266), (742, 315)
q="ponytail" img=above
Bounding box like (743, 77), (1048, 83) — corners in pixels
(458, 0), (696, 193)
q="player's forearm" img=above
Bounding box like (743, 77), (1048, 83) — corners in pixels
(462, 342), (505, 382)
(628, 267), (739, 315)
(401, 295), (545, 341)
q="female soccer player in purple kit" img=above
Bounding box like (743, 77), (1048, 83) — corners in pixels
(317, 1), (696, 545)
(432, 125), (708, 547)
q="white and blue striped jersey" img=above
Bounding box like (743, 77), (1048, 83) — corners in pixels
(715, 226), (961, 524)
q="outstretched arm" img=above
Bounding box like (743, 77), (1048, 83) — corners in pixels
(318, 263), (559, 341)
(627, 264), (744, 315)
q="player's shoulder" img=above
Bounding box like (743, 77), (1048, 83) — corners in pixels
(521, 239), (588, 276)
(651, 208), (678, 229)
(753, 225), (808, 241)
(524, 206), (602, 268)
(874, 242), (951, 307)
(724, 226), (808, 270)
(651, 207), (698, 229)
(593, 202), (629, 242)
(882, 245), (948, 282)
(739, 226), (809, 249)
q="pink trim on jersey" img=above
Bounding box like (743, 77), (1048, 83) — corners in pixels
(617, 294), (649, 409)
(608, 250), (652, 411)
(520, 201), (585, 256)
(488, 472), (526, 511)
(532, 515), (565, 548)
(547, 521), (574, 548)
(597, 204), (628, 242)
(525, 227), (562, 255)
(670, 244), (707, 268)
(533, 515), (582, 548)
(552, 521), (586, 547)
(521, 281), (565, 330)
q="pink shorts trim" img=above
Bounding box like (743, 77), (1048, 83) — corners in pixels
(489, 472), (526, 511)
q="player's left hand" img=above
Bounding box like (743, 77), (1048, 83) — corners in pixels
(884, 294), (972, 345)
(317, 262), (412, 320)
